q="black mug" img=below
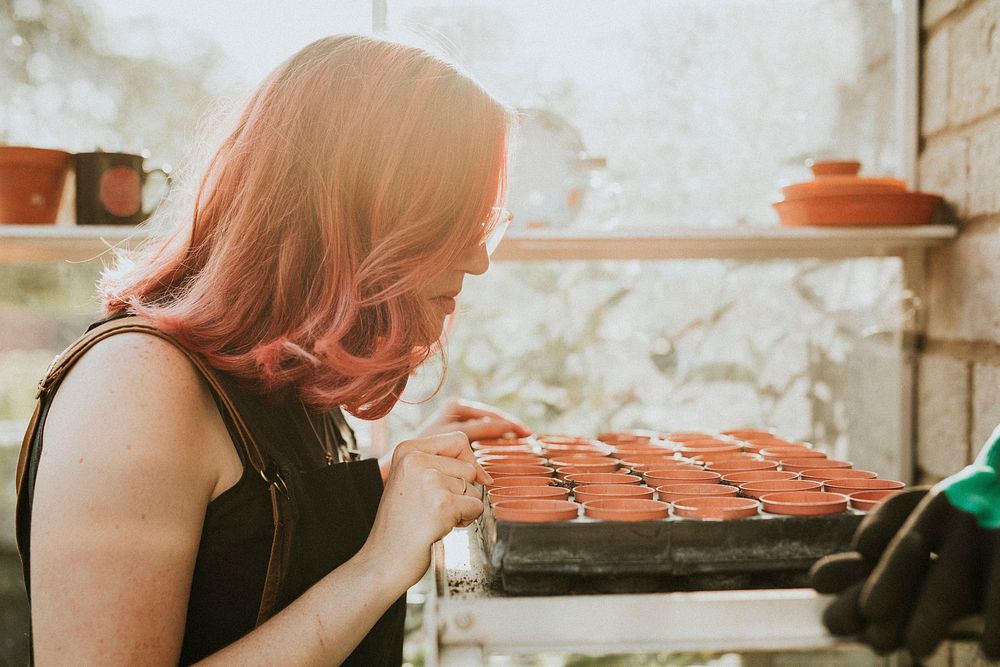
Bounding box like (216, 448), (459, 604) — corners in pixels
(74, 151), (171, 226)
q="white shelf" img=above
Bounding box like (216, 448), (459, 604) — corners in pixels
(0, 224), (957, 264)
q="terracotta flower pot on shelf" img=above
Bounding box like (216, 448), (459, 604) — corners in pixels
(781, 458), (852, 474)
(541, 442), (613, 456)
(486, 475), (560, 489)
(849, 489), (903, 511)
(475, 445), (536, 457)
(573, 483), (655, 504)
(721, 470), (799, 484)
(661, 432), (714, 442)
(483, 464), (555, 478)
(487, 485), (570, 502)
(656, 483), (739, 504)
(582, 498), (670, 522)
(472, 437), (535, 450)
(759, 491), (849, 516)
(492, 499), (580, 523)
(597, 432), (654, 445)
(823, 479), (905, 495)
(679, 443), (743, 456)
(706, 460), (779, 474)
(800, 468), (877, 482)
(671, 496), (761, 521)
(690, 452), (762, 465)
(738, 479), (823, 499)
(548, 455), (619, 469)
(565, 472), (643, 486)
(644, 469), (723, 486)
(0, 146), (72, 225)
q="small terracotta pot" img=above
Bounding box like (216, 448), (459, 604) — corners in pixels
(691, 452), (761, 464)
(573, 483), (655, 504)
(850, 489), (903, 511)
(781, 458), (852, 473)
(721, 428), (776, 440)
(474, 445), (536, 457)
(740, 437), (795, 453)
(492, 499), (579, 522)
(760, 447), (825, 461)
(472, 437), (535, 450)
(706, 460), (779, 474)
(760, 491), (849, 516)
(537, 434), (595, 445)
(611, 445), (673, 457)
(583, 498), (670, 522)
(618, 453), (686, 467)
(656, 483), (739, 504)
(679, 442), (742, 453)
(487, 475), (560, 489)
(823, 478), (905, 495)
(597, 432), (654, 445)
(671, 496), (761, 521)
(800, 468), (878, 482)
(487, 485), (570, 502)
(0, 146), (71, 225)
(662, 432), (714, 442)
(483, 464), (555, 478)
(721, 470), (799, 484)
(477, 454), (547, 466)
(738, 479), (823, 499)
(565, 472), (642, 486)
(552, 461), (619, 477)
(644, 469), (723, 485)
(542, 442), (613, 456)
(549, 455), (619, 468)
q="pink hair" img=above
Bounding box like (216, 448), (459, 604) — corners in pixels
(100, 35), (513, 419)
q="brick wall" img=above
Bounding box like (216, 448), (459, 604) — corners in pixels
(919, 1), (1000, 664)
(918, 0), (1000, 484)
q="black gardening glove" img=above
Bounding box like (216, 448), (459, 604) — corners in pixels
(811, 428), (1000, 660)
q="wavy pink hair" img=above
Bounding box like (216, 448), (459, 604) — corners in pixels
(101, 35), (513, 419)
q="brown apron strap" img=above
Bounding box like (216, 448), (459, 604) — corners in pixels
(16, 315), (290, 625)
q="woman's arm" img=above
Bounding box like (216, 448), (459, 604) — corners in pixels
(31, 334), (487, 665)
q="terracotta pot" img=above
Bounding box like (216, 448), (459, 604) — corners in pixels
(760, 447), (825, 461)
(706, 460), (779, 474)
(678, 439), (738, 450)
(628, 461), (702, 473)
(662, 432), (714, 442)
(537, 434), (595, 445)
(483, 464), (555, 478)
(738, 479), (823, 499)
(492, 499), (579, 523)
(597, 432), (654, 445)
(565, 472), (642, 486)
(656, 483), (739, 504)
(720, 470), (799, 484)
(781, 458), (852, 473)
(472, 437), (535, 450)
(823, 478), (905, 495)
(551, 461), (619, 476)
(644, 469), (723, 485)
(850, 489), (903, 511)
(487, 485), (570, 502)
(474, 445), (536, 457)
(573, 483), (655, 504)
(0, 146), (71, 225)
(721, 428), (776, 440)
(487, 475), (560, 489)
(740, 437), (796, 453)
(541, 442), (613, 456)
(800, 468), (877, 482)
(760, 491), (849, 516)
(611, 445), (672, 457)
(671, 496), (761, 521)
(477, 454), (547, 466)
(582, 498), (670, 522)
(548, 455), (619, 468)
(690, 452), (761, 464)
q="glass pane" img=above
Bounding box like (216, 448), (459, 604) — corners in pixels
(389, 0), (899, 230)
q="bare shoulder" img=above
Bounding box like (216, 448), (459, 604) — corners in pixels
(40, 330), (232, 497)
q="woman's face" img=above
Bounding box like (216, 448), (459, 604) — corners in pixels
(419, 240), (490, 327)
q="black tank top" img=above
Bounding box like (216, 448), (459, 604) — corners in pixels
(18, 321), (406, 665)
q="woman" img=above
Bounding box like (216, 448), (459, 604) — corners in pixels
(17, 34), (527, 665)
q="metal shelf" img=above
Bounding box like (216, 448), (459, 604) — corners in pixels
(0, 224), (957, 264)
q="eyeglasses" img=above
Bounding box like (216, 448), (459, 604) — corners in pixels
(485, 208), (513, 257)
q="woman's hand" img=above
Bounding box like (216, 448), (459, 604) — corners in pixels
(417, 397), (531, 441)
(361, 431), (493, 588)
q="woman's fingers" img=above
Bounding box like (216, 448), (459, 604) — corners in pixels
(442, 398), (532, 436)
(398, 432), (493, 484)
